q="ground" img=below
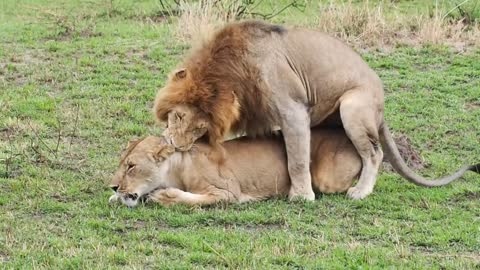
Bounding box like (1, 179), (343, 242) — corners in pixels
(0, 0), (479, 269)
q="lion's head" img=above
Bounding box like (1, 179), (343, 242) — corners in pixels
(162, 104), (209, 151)
(153, 22), (278, 152)
(109, 136), (175, 207)
(153, 68), (240, 151)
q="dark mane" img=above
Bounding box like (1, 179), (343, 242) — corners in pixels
(154, 20), (285, 145)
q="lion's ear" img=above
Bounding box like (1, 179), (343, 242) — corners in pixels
(174, 68), (187, 80)
(152, 144), (175, 161)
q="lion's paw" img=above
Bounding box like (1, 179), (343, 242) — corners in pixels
(346, 186), (371, 200)
(149, 188), (183, 205)
(288, 189), (315, 201)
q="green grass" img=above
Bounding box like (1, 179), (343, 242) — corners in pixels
(1, 0), (479, 269)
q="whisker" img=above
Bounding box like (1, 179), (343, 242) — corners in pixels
(144, 177), (153, 182)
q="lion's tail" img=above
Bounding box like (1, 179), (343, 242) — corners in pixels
(379, 124), (479, 187)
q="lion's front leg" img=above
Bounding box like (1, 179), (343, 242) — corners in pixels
(279, 102), (315, 201)
(148, 188), (232, 206)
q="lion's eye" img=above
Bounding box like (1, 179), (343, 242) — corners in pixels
(193, 128), (205, 136)
(126, 163), (135, 172)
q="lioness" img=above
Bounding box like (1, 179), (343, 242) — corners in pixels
(109, 128), (479, 207)
(109, 128), (362, 207)
(153, 20), (471, 201)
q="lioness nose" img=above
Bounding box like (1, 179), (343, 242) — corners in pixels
(127, 193), (138, 200)
(110, 185), (119, 192)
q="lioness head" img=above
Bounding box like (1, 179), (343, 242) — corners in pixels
(109, 136), (175, 207)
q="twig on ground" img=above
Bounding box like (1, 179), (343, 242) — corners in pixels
(69, 104), (80, 154)
(27, 121), (55, 157)
(250, 0), (304, 20)
(55, 113), (63, 159)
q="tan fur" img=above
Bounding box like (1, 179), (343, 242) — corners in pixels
(109, 127), (362, 207)
(153, 20), (385, 200)
(154, 20), (477, 201)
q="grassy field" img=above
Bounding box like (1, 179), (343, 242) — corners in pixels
(1, 0), (480, 269)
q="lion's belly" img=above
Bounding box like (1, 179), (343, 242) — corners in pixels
(305, 79), (347, 127)
(309, 104), (339, 127)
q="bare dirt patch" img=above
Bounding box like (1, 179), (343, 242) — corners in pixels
(51, 193), (70, 203)
(449, 191), (480, 203)
(464, 100), (480, 111)
(383, 134), (426, 172)
(224, 222), (286, 232)
(0, 48), (53, 87)
(413, 246), (480, 263)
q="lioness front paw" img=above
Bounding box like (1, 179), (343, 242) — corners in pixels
(347, 186), (372, 200)
(109, 193), (120, 204)
(149, 188), (183, 205)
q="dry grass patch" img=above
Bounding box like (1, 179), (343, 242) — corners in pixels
(316, 1), (391, 48)
(316, 1), (480, 50)
(172, 0), (306, 45)
(173, 0), (239, 45)
(172, 0), (480, 50)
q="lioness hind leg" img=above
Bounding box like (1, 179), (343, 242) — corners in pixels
(312, 143), (362, 194)
(339, 90), (384, 200)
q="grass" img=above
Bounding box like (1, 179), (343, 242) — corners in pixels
(1, 0), (480, 268)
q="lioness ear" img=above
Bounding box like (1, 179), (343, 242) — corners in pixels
(174, 68), (187, 80)
(152, 144), (175, 161)
(126, 138), (141, 149)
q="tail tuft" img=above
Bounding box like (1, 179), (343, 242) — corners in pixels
(468, 163), (480, 174)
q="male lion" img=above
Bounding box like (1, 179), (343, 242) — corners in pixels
(109, 128), (479, 207)
(153, 20), (477, 200)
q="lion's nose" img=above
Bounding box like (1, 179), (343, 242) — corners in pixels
(110, 185), (119, 192)
(127, 193), (138, 200)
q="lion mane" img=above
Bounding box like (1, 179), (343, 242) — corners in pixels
(154, 21), (284, 146)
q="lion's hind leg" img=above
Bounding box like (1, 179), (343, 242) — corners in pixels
(339, 89), (384, 199)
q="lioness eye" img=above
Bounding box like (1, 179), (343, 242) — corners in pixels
(126, 163), (135, 172)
